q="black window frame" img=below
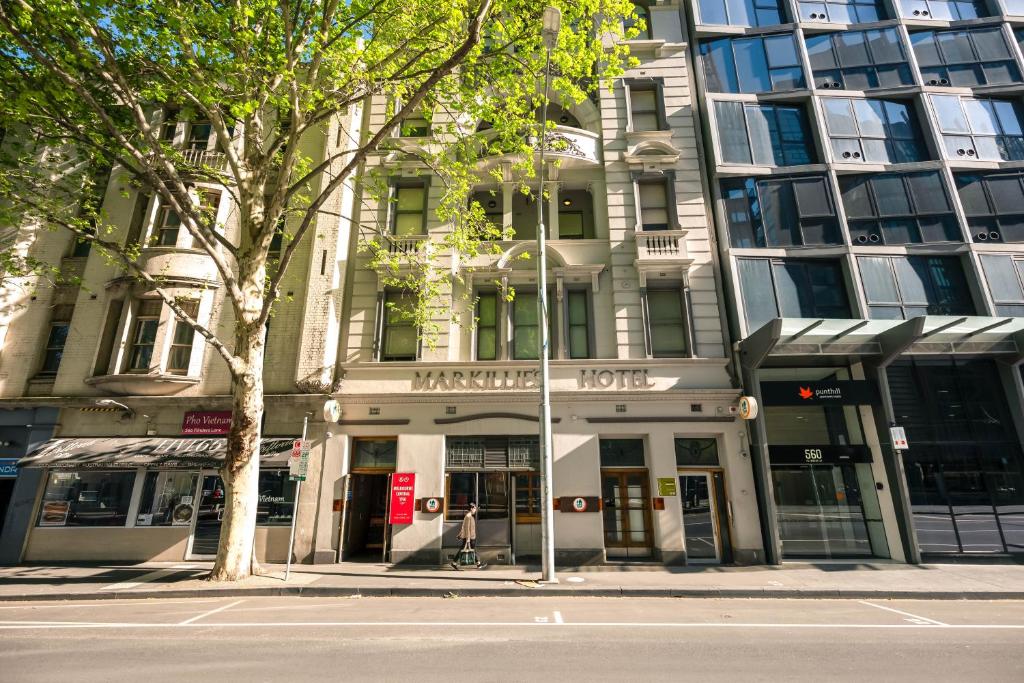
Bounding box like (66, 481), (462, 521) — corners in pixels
(822, 96), (927, 164)
(475, 289), (500, 361)
(911, 27), (1021, 88)
(955, 171), (1024, 243)
(721, 175), (841, 248)
(805, 27), (913, 91)
(389, 179), (429, 237)
(377, 290), (419, 362)
(565, 288), (593, 360)
(644, 285), (689, 358)
(737, 257), (853, 329)
(858, 255), (976, 319)
(38, 304), (74, 375)
(701, 33), (806, 95)
(838, 171), (962, 245)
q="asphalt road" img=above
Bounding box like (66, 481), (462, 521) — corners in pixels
(1, 596), (1023, 682)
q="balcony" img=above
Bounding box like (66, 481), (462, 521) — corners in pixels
(136, 247), (219, 285)
(385, 235), (430, 256)
(636, 230), (687, 260)
(478, 125), (601, 169)
(180, 149), (228, 172)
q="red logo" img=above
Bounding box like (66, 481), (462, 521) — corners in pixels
(798, 386), (814, 400)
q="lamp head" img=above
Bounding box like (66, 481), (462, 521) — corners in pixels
(541, 6), (561, 50)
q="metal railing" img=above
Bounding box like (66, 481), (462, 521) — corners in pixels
(636, 231), (684, 258)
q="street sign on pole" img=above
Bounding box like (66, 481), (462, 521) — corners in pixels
(285, 416), (309, 582)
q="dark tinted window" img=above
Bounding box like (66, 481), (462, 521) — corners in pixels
(823, 98), (927, 164)
(797, 0), (885, 22)
(698, 0), (784, 27)
(722, 176), (840, 247)
(838, 172), (961, 245)
(702, 34), (805, 94)
(600, 439), (646, 467)
(715, 102), (816, 166)
(859, 256), (975, 318)
(912, 28), (1020, 88)
(954, 172), (1024, 243)
(738, 258), (851, 328)
(806, 28), (912, 91)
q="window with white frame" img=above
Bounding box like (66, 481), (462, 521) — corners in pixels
(822, 97), (926, 164)
(627, 81), (665, 132)
(166, 300), (200, 375)
(637, 177), (673, 231)
(126, 299), (163, 372)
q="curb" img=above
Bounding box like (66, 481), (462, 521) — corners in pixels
(2, 586), (1024, 602)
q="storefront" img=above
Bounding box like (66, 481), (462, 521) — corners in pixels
(17, 436), (299, 563)
(330, 360), (763, 567)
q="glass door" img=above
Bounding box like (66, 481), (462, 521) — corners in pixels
(678, 472), (720, 562)
(187, 471), (225, 559)
(601, 470), (652, 559)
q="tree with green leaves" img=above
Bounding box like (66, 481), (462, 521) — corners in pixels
(0, 0), (635, 580)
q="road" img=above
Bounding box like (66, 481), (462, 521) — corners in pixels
(1, 596), (1022, 681)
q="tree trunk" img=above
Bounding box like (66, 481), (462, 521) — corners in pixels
(209, 322), (266, 582)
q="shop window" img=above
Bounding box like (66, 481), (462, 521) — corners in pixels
(805, 28), (912, 91)
(980, 255), (1024, 316)
(930, 95), (1024, 162)
(737, 258), (852, 330)
(675, 438), (721, 467)
(838, 171), (961, 245)
(721, 175), (840, 248)
(166, 299), (200, 375)
(701, 34), (805, 94)
(136, 471), (199, 526)
(557, 189), (594, 239)
(566, 290), (591, 359)
(637, 178), (673, 231)
(600, 439), (646, 467)
(624, 1), (652, 39)
(822, 97), (926, 164)
(858, 255), (975, 319)
(627, 81), (665, 132)
(475, 291), (500, 361)
(445, 471), (510, 522)
(378, 290), (418, 361)
(515, 473), (541, 523)
(645, 288), (688, 358)
(697, 0), (784, 27)
(126, 299), (163, 372)
(37, 471), (135, 527)
(256, 470), (297, 525)
(714, 102), (816, 167)
(955, 171), (1024, 243)
(38, 304), (74, 375)
(797, 0), (885, 22)
(897, 0), (987, 20)
(391, 181), (428, 236)
(352, 439), (398, 469)
(911, 28), (1020, 88)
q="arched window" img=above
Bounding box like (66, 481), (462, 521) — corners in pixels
(624, 1), (652, 40)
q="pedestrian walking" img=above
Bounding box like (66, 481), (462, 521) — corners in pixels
(450, 502), (485, 569)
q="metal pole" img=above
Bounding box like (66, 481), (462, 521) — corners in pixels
(285, 415), (308, 581)
(537, 45), (557, 584)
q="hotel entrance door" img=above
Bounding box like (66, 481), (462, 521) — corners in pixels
(601, 470), (652, 559)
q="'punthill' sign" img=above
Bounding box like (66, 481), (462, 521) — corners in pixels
(760, 381), (879, 406)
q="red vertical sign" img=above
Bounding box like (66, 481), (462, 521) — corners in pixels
(389, 472), (416, 525)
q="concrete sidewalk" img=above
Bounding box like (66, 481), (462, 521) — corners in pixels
(2, 560), (1024, 601)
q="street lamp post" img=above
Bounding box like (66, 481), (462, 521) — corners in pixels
(536, 6), (561, 584)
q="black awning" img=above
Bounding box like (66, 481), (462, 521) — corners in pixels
(18, 437), (298, 470)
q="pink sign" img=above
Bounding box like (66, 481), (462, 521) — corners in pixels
(182, 411), (233, 435)
(389, 473), (416, 525)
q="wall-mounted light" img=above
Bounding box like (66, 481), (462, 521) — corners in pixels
(562, 198), (572, 207)
(487, 200), (497, 209)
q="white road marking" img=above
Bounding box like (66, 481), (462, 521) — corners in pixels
(0, 621), (1023, 631)
(178, 599), (245, 625)
(534, 616), (548, 623)
(858, 601), (948, 626)
(553, 610), (564, 624)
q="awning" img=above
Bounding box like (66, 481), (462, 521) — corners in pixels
(18, 437), (298, 470)
(740, 316), (1024, 370)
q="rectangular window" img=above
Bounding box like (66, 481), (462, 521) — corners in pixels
(127, 299), (162, 372)
(160, 108), (179, 142)
(911, 28), (1020, 88)
(135, 471), (199, 526)
(979, 255), (1024, 316)
(930, 95), (1024, 162)
(476, 291), (499, 361)
(675, 438), (721, 467)
(897, 0), (986, 21)
(637, 179), (671, 230)
(515, 473), (541, 523)
(647, 288), (687, 357)
(558, 189), (594, 239)
(39, 304), (74, 375)
(858, 255), (975, 319)
(599, 439), (646, 467)
(702, 34), (805, 94)
(955, 171), (1024, 243)
(512, 291), (554, 360)
(797, 0), (886, 22)
(628, 84), (663, 132)
(155, 202), (182, 246)
(714, 102), (816, 167)
(822, 97), (926, 164)
(566, 290), (591, 359)
(187, 120), (213, 150)
(838, 171), (961, 245)
(380, 291), (418, 361)
(805, 28), (913, 91)
(256, 470), (298, 525)
(399, 113), (430, 137)
(352, 439), (398, 469)
(166, 300), (200, 375)
(721, 176), (840, 248)
(37, 471), (135, 527)
(391, 182), (427, 236)
(697, 0), (784, 27)
(737, 258), (851, 329)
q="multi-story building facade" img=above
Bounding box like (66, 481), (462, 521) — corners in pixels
(684, 0), (1024, 562)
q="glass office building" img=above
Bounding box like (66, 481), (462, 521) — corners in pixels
(684, 0), (1024, 561)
